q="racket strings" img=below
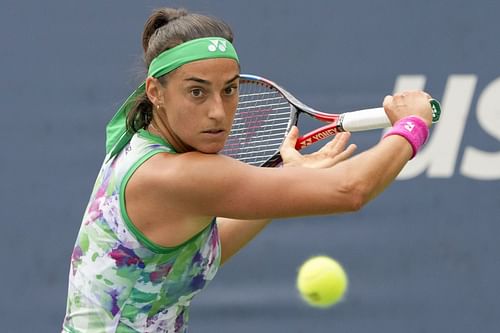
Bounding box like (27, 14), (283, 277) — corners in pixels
(221, 81), (292, 166)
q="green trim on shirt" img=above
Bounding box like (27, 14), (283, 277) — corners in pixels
(137, 129), (176, 152)
(119, 134), (213, 254)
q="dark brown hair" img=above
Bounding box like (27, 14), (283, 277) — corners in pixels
(127, 8), (234, 132)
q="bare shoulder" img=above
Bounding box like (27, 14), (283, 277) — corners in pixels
(125, 151), (245, 215)
(132, 151), (243, 189)
(123, 151), (226, 247)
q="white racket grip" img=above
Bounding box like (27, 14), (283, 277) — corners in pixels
(341, 107), (391, 132)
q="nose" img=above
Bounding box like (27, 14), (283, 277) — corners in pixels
(208, 95), (226, 122)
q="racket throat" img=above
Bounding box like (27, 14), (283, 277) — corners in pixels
(295, 123), (344, 150)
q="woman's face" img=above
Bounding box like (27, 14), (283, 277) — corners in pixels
(149, 58), (240, 154)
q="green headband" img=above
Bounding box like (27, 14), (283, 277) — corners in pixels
(105, 37), (239, 158)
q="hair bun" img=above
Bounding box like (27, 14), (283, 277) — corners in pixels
(142, 8), (188, 52)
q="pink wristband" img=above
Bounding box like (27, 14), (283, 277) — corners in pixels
(383, 116), (429, 159)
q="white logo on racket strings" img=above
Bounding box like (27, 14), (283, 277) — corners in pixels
(208, 40), (227, 52)
(404, 121), (415, 132)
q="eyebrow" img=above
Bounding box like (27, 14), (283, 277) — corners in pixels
(184, 74), (240, 85)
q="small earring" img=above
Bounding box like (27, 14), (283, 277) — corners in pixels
(156, 104), (160, 110)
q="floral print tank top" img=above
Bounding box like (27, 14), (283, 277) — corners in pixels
(62, 129), (221, 332)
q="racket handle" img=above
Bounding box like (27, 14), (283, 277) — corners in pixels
(340, 107), (390, 132)
(341, 99), (441, 132)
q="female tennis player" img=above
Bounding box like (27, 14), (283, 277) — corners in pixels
(62, 7), (435, 332)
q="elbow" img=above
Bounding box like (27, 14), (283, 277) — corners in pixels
(348, 189), (368, 212)
(338, 179), (371, 212)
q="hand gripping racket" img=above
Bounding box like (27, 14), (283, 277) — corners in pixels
(221, 74), (441, 167)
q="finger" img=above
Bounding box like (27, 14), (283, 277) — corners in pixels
(383, 95), (398, 125)
(320, 132), (351, 156)
(318, 143), (357, 168)
(282, 126), (299, 149)
(319, 133), (343, 151)
(383, 95), (393, 108)
(334, 143), (357, 162)
(280, 126), (301, 161)
(331, 132), (351, 150)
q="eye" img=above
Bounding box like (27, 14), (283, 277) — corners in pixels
(190, 88), (204, 98)
(224, 85), (238, 96)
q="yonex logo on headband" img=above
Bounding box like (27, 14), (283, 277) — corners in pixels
(208, 39), (227, 52)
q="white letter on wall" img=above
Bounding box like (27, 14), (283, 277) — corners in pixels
(461, 77), (500, 180)
(396, 75), (477, 179)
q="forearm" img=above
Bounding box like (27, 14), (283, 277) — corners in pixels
(336, 134), (413, 205)
(216, 217), (272, 265)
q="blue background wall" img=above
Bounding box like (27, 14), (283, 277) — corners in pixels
(1, 1), (499, 332)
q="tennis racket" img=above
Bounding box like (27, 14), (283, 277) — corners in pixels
(221, 74), (441, 167)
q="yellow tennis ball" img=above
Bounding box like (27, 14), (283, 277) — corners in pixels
(296, 255), (348, 308)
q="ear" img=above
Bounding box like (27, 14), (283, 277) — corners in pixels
(145, 77), (163, 106)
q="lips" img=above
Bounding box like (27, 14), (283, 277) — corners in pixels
(202, 128), (225, 135)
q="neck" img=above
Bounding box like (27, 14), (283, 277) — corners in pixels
(148, 119), (192, 153)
